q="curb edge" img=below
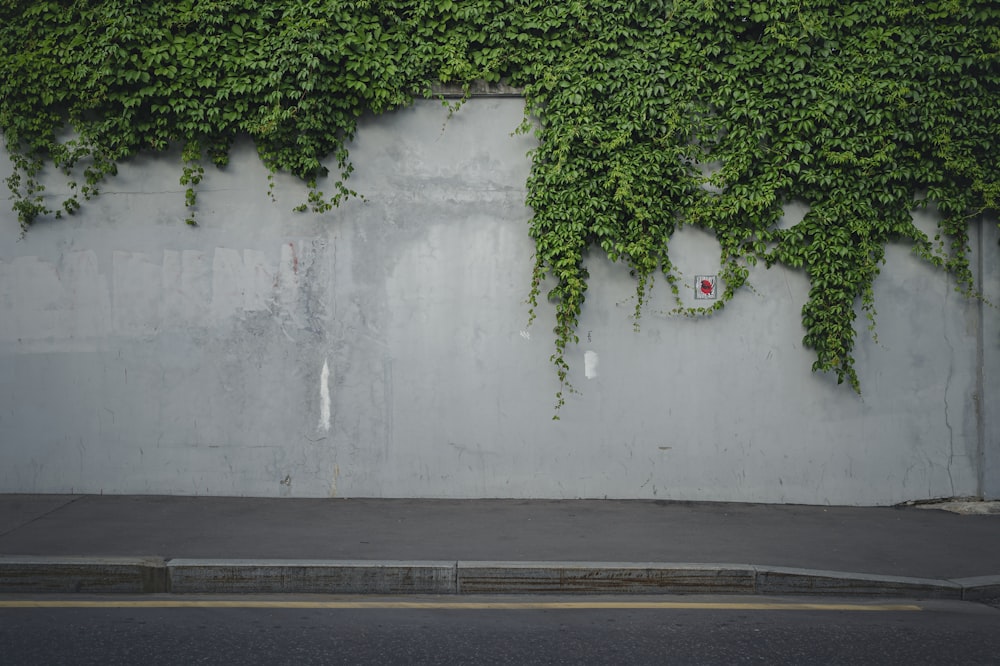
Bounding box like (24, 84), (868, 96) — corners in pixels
(1, 557), (996, 599)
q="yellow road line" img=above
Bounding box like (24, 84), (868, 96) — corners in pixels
(0, 600), (922, 611)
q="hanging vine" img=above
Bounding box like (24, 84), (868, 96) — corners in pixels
(2, 0), (998, 412)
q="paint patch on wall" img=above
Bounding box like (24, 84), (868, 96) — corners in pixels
(319, 358), (331, 432)
(584, 350), (599, 379)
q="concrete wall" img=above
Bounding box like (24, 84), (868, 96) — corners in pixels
(1, 98), (997, 504)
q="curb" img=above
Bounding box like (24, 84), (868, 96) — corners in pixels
(456, 562), (756, 595)
(1, 556), (998, 600)
(0, 556), (166, 594)
(168, 559), (455, 595)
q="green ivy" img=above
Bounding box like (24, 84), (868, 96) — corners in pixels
(2, 0), (998, 412)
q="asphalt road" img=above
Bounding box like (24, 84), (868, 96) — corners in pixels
(2, 595), (999, 665)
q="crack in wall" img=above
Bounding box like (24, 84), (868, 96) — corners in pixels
(974, 218), (986, 498)
(942, 287), (956, 497)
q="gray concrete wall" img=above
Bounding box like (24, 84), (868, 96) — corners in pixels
(1, 98), (996, 504)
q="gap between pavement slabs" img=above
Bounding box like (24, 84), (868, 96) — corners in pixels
(1, 495), (998, 599)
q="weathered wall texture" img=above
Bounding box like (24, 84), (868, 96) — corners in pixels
(1, 98), (997, 504)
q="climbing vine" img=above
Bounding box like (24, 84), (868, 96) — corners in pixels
(2, 1), (998, 411)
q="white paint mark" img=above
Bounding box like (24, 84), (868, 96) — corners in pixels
(319, 358), (331, 432)
(584, 350), (599, 379)
(520, 330), (531, 340)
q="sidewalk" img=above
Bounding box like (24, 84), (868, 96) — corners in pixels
(1, 494), (998, 598)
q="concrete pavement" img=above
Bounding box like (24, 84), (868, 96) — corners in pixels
(1, 495), (998, 598)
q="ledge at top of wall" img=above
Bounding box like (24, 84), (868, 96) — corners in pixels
(430, 80), (525, 98)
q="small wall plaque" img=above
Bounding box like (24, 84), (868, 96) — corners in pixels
(695, 275), (717, 299)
